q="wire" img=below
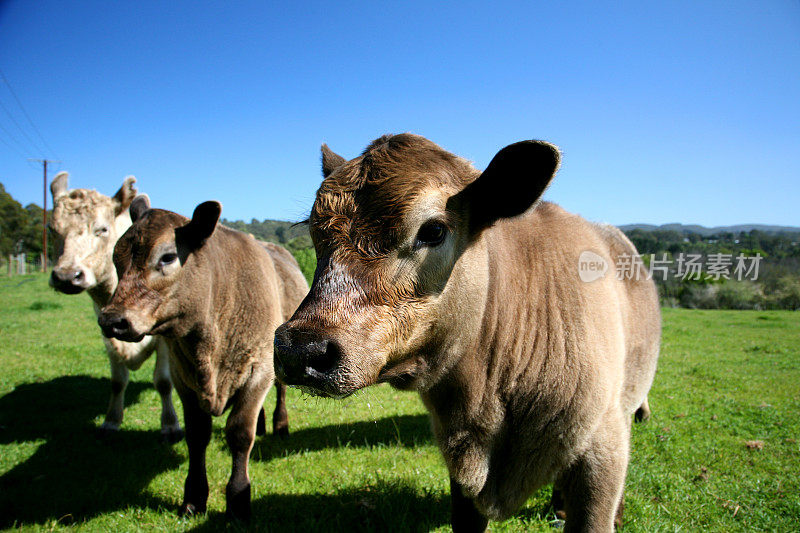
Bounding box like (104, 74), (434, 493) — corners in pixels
(0, 98), (46, 156)
(0, 131), (29, 158)
(0, 120), (33, 157)
(0, 68), (59, 159)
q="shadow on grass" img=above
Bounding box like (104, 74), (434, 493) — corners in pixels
(0, 377), (443, 530)
(0, 375), (182, 527)
(252, 413), (433, 462)
(188, 480), (450, 533)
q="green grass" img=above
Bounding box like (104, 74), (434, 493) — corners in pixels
(0, 274), (798, 532)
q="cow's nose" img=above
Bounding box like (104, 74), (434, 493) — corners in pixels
(98, 313), (131, 339)
(51, 268), (86, 293)
(274, 326), (340, 383)
(52, 267), (82, 283)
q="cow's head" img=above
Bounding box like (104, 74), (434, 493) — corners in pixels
(97, 196), (221, 342)
(49, 172), (137, 294)
(274, 134), (559, 397)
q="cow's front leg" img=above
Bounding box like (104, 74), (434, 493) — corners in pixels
(153, 339), (183, 443)
(561, 411), (629, 533)
(443, 428), (491, 498)
(99, 357), (129, 436)
(224, 379), (269, 521)
(178, 389), (212, 517)
(272, 380), (289, 437)
(450, 477), (488, 533)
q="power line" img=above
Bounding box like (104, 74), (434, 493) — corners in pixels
(0, 98), (47, 156)
(0, 68), (59, 159)
(0, 130), (29, 158)
(0, 119), (33, 157)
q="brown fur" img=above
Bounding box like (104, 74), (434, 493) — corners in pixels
(99, 198), (308, 520)
(275, 134), (660, 532)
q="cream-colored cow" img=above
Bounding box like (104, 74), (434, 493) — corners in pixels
(275, 134), (660, 532)
(49, 172), (182, 442)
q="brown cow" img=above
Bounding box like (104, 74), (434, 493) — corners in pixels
(274, 134), (660, 532)
(49, 172), (182, 442)
(98, 196), (308, 520)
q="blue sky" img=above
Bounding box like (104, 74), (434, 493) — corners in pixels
(1, 1), (798, 226)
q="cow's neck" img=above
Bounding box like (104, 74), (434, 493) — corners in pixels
(175, 234), (246, 360)
(87, 275), (117, 308)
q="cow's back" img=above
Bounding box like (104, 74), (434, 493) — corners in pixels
(258, 241), (309, 321)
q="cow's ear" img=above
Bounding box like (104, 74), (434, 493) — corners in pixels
(321, 143), (346, 178)
(129, 194), (151, 223)
(112, 176), (137, 216)
(50, 171), (69, 202)
(461, 141), (560, 233)
(177, 201), (221, 249)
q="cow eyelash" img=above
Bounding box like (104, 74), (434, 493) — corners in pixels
(94, 226), (109, 236)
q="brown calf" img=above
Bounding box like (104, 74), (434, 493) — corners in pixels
(99, 196), (308, 520)
(274, 134), (660, 532)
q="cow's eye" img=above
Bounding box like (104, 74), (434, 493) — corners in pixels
(158, 253), (178, 268)
(94, 226), (109, 236)
(415, 221), (447, 248)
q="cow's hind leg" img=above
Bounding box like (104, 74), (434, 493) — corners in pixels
(255, 407), (266, 436)
(450, 477), (489, 533)
(99, 357), (129, 437)
(562, 412), (629, 533)
(634, 396), (650, 423)
(154, 339), (183, 443)
(178, 387), (212, 517)
(224, 379), (270, 521)
(272, 380), (289, 437)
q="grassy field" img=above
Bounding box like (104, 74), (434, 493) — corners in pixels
(0, 273), (798, 532)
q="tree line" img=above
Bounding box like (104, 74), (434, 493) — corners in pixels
(2, 182), (797, 309)
(0, 183), (54, 260)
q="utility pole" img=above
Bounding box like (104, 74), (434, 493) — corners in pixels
(28, 158), (60, 272)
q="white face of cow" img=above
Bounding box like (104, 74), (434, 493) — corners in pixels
(49, 172), (137, 295)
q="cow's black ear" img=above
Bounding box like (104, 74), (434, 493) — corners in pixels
(129, 194), (151, 223)
(177, 200), (221, 249)
(321, 143), (346, 178)
(461, 141), (560, 233)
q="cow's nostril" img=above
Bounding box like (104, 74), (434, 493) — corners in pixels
(307, 339), (340, 376)
(113, 317), (130, 332)
(73, 270), (84, 282)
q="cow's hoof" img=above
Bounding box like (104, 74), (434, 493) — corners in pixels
(225, 505), (252, 523)
(273, 424), (289, 439)
(178, 502), (206, 517)
(226, 482), (251, 522)
(225, 492), (252, 522)
(160, 427), (184, 444)
(95, 425), (120, 440)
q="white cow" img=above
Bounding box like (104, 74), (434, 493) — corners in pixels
(49, 172), (183, 442)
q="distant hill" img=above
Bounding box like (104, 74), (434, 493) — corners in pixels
(619, 223), (800, 236)
(220, 218), (310, 247)
(221, 217), (800, 244)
